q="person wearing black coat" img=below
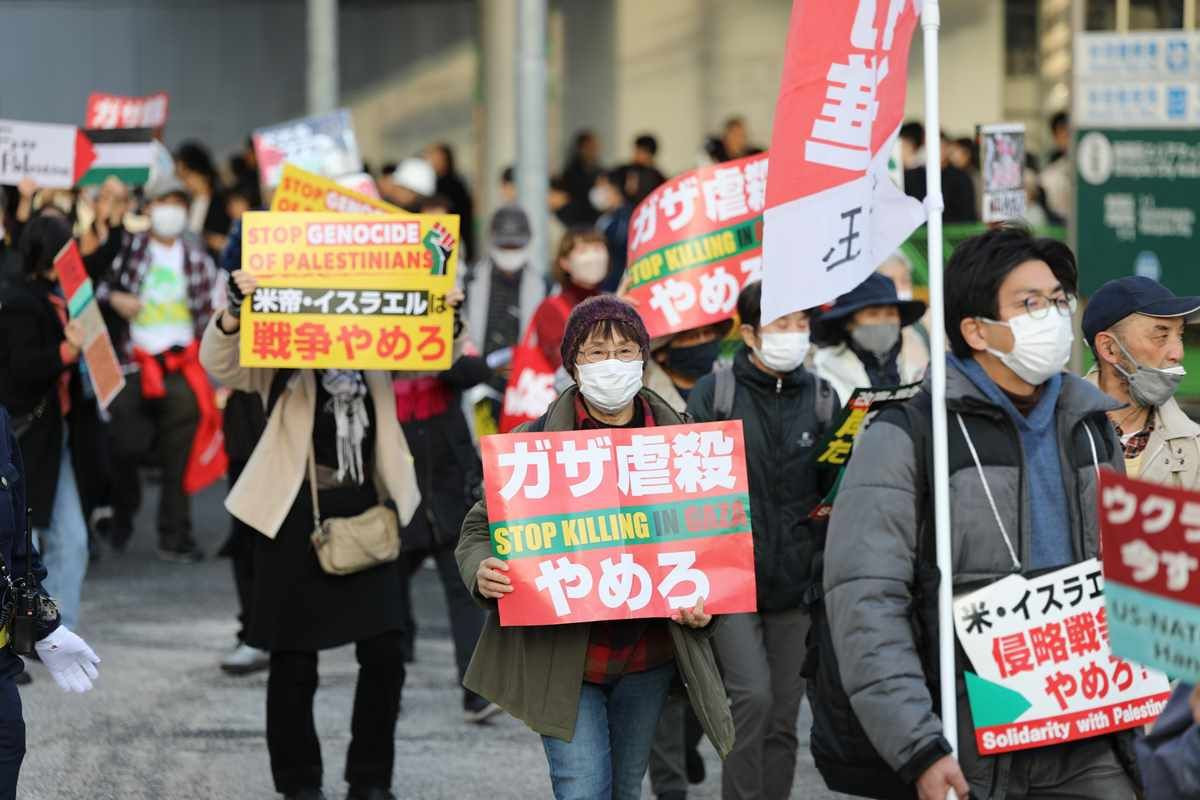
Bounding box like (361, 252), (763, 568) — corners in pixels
(392, 354), (497, 722)
(0, 403), (102, 798)
(684, 281), (837, 800)
(425, 143), (476, 261)
(0, 214), (92, 630)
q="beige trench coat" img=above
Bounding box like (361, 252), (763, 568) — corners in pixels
(199, 316), (421, 539)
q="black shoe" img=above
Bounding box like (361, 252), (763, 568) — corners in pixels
(13, 670), (31, 687)
(346, 789), (395, 800)
(107, 525), (133, 555)
(685, 746), (705, 784)
(463, 693), (502, 724)
(284, 790), (326, 800)
(157, 543), (204, 563)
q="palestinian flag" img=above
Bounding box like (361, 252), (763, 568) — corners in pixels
(75, 127), (154, 186)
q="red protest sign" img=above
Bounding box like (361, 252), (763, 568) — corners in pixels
(622, 154), (766, 339)
(498, 294), (572, 433)
(760, 0), (925, 324)
(1099, 468), (1200, 682)
(85, 92), (169, 130)
(481, 420), (757, 626)
(54, 241), (125, 409)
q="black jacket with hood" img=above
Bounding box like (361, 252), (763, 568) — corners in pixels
(687, 347), (837, 612)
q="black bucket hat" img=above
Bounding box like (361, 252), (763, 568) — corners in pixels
(812, 272), (926, 340)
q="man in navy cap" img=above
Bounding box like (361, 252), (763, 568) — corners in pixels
(1083, 275), (1200, 484)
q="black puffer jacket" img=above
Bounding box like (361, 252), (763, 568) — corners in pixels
(398, 355), (491, 551)
(687, 347), (836, 612)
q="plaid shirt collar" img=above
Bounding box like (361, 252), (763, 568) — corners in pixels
(1115, 413), (1156, 460)
(113, 232), (218, 353)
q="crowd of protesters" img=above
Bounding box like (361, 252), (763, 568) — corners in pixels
(0, 108), (1197, 800)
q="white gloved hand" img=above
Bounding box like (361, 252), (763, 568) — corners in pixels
(34, 626), (100, 693)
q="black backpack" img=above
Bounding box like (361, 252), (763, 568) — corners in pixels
(710, 360), (836, 424)
(803, 396), (940, 800)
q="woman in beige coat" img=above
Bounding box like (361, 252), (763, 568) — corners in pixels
(200, 270), (422, 800)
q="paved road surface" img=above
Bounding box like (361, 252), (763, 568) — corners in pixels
(19, 480), (850, 800)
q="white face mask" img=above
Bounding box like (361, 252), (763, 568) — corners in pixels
(754, 331), (810, 373)
(150, 204), (187, 239)
(491, 246), (528, 273)
(981, 312), (1073, 386)
(576, 358), (644, 414)
(589, 185), (617, 212)
(568, 249), (609, 288)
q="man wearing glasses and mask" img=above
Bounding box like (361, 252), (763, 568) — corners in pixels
(822, 226), (1139, 800)
(1083, 276), (1200, 486)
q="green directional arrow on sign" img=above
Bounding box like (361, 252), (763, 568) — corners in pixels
(964, 670), (1033, 728)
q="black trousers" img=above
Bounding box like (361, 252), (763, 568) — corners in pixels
(266, 630), (405, 794)
(403, 545), (485, 705)
(0, 679), (23, 800)
(108, 373), (199, 549)
(223, 459), (256, 642)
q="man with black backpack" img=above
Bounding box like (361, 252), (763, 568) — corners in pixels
(822, 226), (1139, 799)
(686, 280), (836, 800)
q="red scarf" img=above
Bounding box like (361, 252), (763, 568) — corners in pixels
(131, 342), (227, 494)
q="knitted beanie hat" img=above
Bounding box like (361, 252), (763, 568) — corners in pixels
(559, 295), (651, 372)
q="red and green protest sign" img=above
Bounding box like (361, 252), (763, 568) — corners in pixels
(1099, 469), (1200, 683)
(622, 153), (767, 338)
(953, 558), (1170, 756)
(480, 421), (757, 626)
(54, 241), (125, 409)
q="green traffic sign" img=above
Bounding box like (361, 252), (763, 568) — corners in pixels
(1075, 127), (1200, 295)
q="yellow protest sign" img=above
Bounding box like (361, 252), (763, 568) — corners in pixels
(270, 163), (399, 215)
(239, 211), (459, 370)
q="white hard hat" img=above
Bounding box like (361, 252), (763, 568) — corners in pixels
(392, 157), (436, 197)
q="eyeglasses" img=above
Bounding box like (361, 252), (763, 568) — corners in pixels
(578, 344), (643, 364)
(1017, 294), (1077, 320)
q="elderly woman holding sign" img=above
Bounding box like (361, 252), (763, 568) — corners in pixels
(456, 295), (734, 800)
(201, 264), (446, 800)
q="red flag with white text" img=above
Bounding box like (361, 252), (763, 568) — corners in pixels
(761, 0), (926, 324)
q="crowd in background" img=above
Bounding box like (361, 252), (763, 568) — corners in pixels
(4, 106), (1196, 800)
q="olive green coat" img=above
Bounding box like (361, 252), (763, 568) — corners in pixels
(455, 386), (735, 755)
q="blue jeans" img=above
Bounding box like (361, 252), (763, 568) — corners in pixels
(33, 441), (88, 629)
(542, 663), (676, 800)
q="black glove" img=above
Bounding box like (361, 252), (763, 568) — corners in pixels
(226, 271), (246, 318)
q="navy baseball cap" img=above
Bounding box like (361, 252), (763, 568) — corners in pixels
(1081, 276), (1200, 347)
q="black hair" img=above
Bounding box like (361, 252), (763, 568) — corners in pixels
(944, 224), (1078, 358)
(18, 213), (72, 278)
(737, 280), (764, 330)
(634, 134), (658, 156)
(570, 130), (596, 161)
(381, 162), (398, 176)
(432, 142), (455, 174)
(500, 165), (515, 184)
(953, 136), (979, 169)
(620, 165), (664, 205)
(175, 140), (219, 186)
(1050, 111), (1069, 133)
(899, 121), (925, 149)
(155, 189), (191, 206)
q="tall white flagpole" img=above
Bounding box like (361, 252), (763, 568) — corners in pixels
(921, 1), (958, 796)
